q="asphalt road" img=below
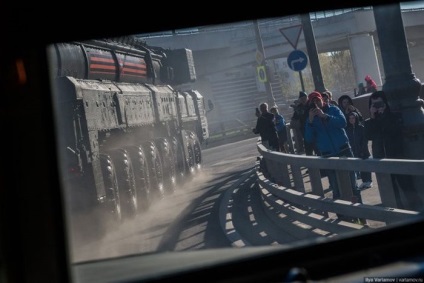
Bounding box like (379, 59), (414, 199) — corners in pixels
(69, 137), (260, 263)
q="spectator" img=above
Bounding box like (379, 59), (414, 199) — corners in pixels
(270, 106), (288, 153)
(338, 94), (364, 125)
(253, 102), (280, 151)
(321, 90), (338, 107)
(304, 91), (362, 204)
(356, 82), (367, 97)
(364, 75), (378, 93)
(303, 95), (321, 156)
(255, 107), (261, 118)
(346, 112), (373, 190)
(364, 91), (423, 210)
(290, 91), (308, 154)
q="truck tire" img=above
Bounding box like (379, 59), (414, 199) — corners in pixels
(190, 132), (202, 170)
(126, 145), (152, 212)
(156, 138), (177, 194)
(142, 141), (165, 201)
(181, 130), (195, 180)
(187, 142), (195, 176)
(100, 153), (123, 224)
(171, 136), (186, 184)
(109, 149), (138, 220)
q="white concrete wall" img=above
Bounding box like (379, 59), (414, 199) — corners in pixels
(348, 33), (382, 88)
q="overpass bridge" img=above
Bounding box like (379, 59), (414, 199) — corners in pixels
(141, 6), (424, 78)
(141, 5), (424, 138)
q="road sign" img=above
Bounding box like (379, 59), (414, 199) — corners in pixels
(279, 24), (303, 50)
(287, 50), (308, 72)
(257, 65), (267, 82)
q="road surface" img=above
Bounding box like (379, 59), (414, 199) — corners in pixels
(69, 137), (259, 263)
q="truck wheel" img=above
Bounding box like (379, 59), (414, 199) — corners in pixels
(181, 130), (195, 179)
(187, 143), (195, 176)
(142, 141), (165, 201)
(171, 136), (186, 184)
(190, 133), (202, 170)
(109, 149), (138, 220)
(126, 145), (152, 212)
(156, 138), (177, 194)
(100, 154), (123, 224)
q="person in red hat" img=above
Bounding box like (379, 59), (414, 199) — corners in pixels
(364, 75), (378, 93)
(304, 91), (363, 207)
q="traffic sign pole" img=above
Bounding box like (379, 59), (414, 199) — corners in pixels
(300, 13), (326, 92)
(281, 26), (308, 93)
(298, 71), (305, 92)
(254, 20), (276, 107)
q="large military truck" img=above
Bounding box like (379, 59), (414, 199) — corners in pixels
(48, 36), (209, 224)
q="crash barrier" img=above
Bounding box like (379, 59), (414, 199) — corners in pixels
(255, 141), (423, 231)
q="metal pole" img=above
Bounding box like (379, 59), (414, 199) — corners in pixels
(298, 71), (305, 92)
(373, 3), (424, 206)
(300, 13), (326, 93)
(254, 20), (276, 106)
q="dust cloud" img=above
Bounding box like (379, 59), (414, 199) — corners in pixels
(66, 169), (213, 263)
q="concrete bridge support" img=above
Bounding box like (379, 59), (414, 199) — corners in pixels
(374, 3), (424, 210)
(348, 33), (382, 88)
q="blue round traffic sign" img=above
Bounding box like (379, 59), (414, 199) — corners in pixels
(287, 50), (308, 71)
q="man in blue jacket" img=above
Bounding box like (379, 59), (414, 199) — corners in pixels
(304, 91), (362, 204)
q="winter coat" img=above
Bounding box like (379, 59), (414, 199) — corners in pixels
(304, 104), (351, 157)
(364, 110), (404, 159)
(254, 112), (279, 149)
(365, 75), (378, 93)
(346, 112), (371, 159)
(338, 94), (364, 125)
(274, 114), (288, 143)
(274, 114), (286, 132)
(290, 102), (308, 132)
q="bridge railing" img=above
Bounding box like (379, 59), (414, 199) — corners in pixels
(255, 141), (423, 229)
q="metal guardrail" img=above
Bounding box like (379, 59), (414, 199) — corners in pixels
(255, 141), (422, 229)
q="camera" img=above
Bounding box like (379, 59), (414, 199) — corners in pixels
(255, 107), (260, 117)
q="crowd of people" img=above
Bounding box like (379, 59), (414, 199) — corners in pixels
(253, 75), (423, 212)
